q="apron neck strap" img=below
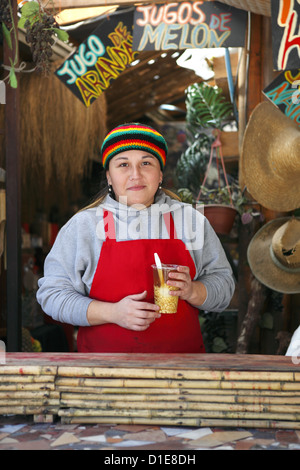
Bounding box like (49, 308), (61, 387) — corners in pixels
(163, 212), (177, 240)
(103, 210), (116, 240)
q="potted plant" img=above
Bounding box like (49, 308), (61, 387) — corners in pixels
(176, 82), (240, 235)
(178, 181), (263, 233)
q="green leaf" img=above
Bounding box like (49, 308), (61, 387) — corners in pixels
(53, 28), (69, 42)
(185, 82), (233, 130)
(212, 337), (227, 353)
(21, 1), (39, 18)
(18, 16), (27, 28)
(9, 67), (18, 89)
(260, 312), (273, 330)
(2, 23), (12, 49)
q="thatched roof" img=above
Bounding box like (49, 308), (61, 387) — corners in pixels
(20, 62), (106, 186)
(0, 61), (107, 222)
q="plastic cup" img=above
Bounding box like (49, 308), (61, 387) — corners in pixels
(152, 264), (179, 314)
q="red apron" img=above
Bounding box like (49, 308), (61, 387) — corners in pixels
(77, 210), (205, 353)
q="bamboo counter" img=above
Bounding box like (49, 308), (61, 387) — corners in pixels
(0, 353), (299, 429)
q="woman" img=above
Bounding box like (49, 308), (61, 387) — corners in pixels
(37, 123), (235, 353)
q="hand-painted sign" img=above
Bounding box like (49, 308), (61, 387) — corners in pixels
(263, 69), (300, 125)
(271, 0), (300, 70)
(55, 11), (137, 107)
(132, 1), (247, 52)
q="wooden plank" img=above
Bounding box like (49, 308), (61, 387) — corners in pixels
(60, 392), (300, 405)
(0, 405), (59, 415)
(59, 398), (300, 414)
(4, 353), (300, 372)
(0, 365), (57, 375)
(0, 390), (59, 399)
(41, 0), (272, 16)
(0, 382), (55, 391)
(42, 0), (199, 8)
(0, 387), (58, 400)
(55, 377), (300, 391)
(56, 385), (300, 397)
(57, 407), (300, 421)
(0, 398), (60, 406)
(0, 375), (55, 383)
(55, 7), (117, 26)
(61, 417), (300, 429)
(56, 366), (297, 381)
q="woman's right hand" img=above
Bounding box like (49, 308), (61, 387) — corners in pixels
(87, 291), (161, 331)
(113, 290), (161, 331)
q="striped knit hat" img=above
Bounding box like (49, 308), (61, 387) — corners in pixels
(101, 123), (168, 170)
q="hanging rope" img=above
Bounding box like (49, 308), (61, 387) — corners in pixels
(196, 130), (234, 206)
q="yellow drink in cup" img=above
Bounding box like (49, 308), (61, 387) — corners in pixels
(152, 264), (179, 314)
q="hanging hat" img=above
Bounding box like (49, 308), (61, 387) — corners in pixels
(101, 123), (168, 170)
(247, 217), (300, 294)
(240, 101), (300, 212)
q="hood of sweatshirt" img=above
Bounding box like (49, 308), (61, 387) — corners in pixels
(92, 190), (205, 251)
(98, 190), (189, 220)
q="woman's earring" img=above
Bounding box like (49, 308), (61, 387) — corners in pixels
(108, 184), (112, 193)
(159, 181), (162, 190)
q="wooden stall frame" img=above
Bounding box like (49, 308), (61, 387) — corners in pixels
(0, 352), (299, 428)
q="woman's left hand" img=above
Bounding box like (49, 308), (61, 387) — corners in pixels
(166, 266), (194, 301)
(167, 266), (207, 306)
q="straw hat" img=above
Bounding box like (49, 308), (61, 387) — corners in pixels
(247, 217), (300, 293)
(241, 101), (300, 211)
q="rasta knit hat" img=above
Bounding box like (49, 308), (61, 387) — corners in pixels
(101, 123), (168, 170)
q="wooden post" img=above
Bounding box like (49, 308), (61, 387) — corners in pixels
(246, 13), (263, 118)
(237, 14), (271, 353)
(236, 277), (268, 354)
(4, 0), (22, 351)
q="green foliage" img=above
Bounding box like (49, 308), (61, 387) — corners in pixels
(185, 82), (233, 133)
(54, 28), (69, 42)
(1, 1), (18, 88)
(196, 183), (264, 224)
(19, 2), (69, 75)
(177, 188), (195, 205)
(175, 82), (234, 202)
(2, 22), (12, 49)
(176, 132), (213, 198)
(19, 1), (40, 20)
(8, 58), (17, 88)
(2, 1), (68, 88)
(197, 183), (249, 212)
(197, 185), (234, 206)
(18, 1), (69, 43)
(175, 81), (263, 224)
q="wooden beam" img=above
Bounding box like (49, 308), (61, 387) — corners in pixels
(43, 0), (191, 8)
(247, 14), (263, 119)
(4, 0), (22, 352)
(55, 7), (117, 25)
(40, 0), (271, 16)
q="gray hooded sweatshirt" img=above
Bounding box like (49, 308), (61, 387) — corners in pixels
(36, 191), (235, 326)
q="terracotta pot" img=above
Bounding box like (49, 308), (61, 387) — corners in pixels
(203, 204), (237, 235)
